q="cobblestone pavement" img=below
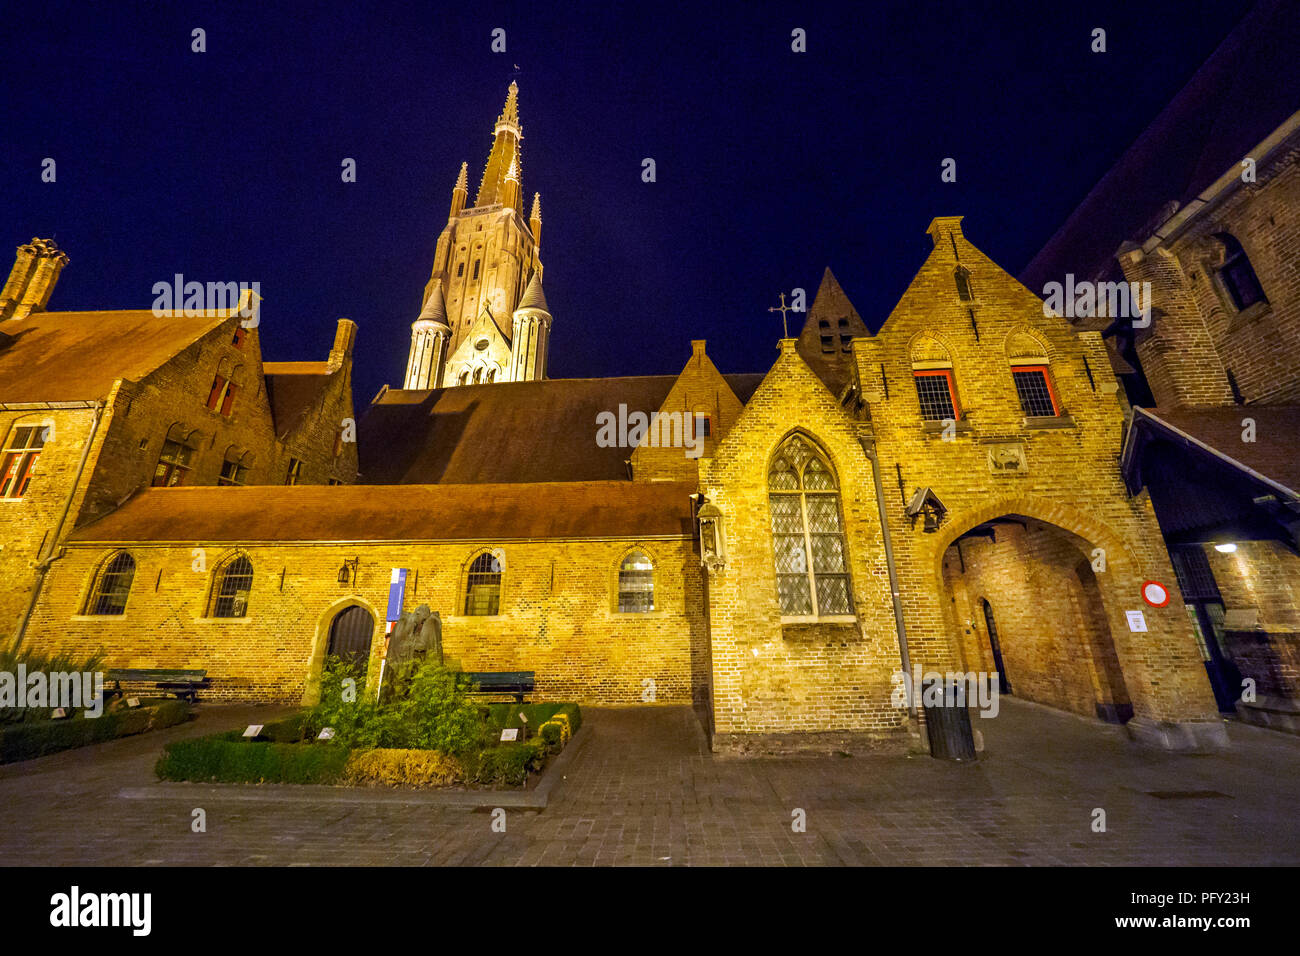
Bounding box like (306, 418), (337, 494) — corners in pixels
(1, 698), (1297, 866)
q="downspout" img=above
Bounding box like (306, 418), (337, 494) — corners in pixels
(859, 433), (920, 735)
(13, 398), (106, 648)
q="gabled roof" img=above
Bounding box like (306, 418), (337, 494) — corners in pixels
(0, 308), (230, 404)
(1022, 0), (1300, 289)
(262, 361), (336, 439)
(68, 480), (698, 543)
(361, 373), (765, 484)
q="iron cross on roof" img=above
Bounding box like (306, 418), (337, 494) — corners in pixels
(769, 292), (793, 339)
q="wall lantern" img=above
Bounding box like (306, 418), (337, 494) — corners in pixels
(695, 499), (726, 572)
(1213, 542), (1237, 554)
(905, 487), (948, 534)
(338, 557), (360, 586)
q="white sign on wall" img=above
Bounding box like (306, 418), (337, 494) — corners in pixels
(1126, 610), (1147, 633)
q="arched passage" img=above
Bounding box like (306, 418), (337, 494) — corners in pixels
(940, 511), (1133, 724)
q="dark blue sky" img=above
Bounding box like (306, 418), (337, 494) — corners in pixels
(1, 0), (1258, 406)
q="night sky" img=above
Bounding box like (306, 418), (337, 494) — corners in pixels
(1, 0), (1259, 407)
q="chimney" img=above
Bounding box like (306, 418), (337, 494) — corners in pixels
(0, 238), (68, 321)
(327, 318), (357, 372)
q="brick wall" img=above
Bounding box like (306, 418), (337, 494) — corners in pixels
(28, 536), (707, 706)
(1207, 539), (1300, 700)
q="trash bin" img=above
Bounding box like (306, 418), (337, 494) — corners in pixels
(921, 676), (977, 761)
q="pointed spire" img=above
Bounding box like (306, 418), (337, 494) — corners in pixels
(449, 161), (469, 218)
(529, 192), (543, 245)
(476, 82), (523, 206)
(416, 283), (450, 326)
(454, 161), (468, 191)
(516, 271), (549, 314)
(530, 192), (541, 221)
(506, 156), (519, 181)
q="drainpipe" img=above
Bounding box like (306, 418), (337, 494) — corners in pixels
(859, 433), (920, 735)
(13, 398), (106, 648)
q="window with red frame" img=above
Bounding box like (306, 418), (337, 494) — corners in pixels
(206, 374), (236, 417)
(913, 369), (959, 421)
(0, 425), (47, 499)
(152, 439), (194, 486)
(231, 327), (246, 348)
(1011, 365), (1060, 417)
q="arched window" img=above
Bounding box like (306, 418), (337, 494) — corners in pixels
(458, 369), (470, 386)
(464, 552), (502, 615)
(910, 335), (959, 421)
(954, 267), (974, 302)
(768, 434), (853, 618)
(486, 367), (496, 383)
(618, 551), (655, 612)
(85, 551), (136, 615)
(209, 555), (254, 618)
(1214, 233), (1266, 311)
(473, 366), (483, 384)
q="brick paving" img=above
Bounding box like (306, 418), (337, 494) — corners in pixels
(1, 698), (1297, 866)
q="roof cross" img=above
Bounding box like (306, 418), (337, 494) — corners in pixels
(768, 292), (793, 339)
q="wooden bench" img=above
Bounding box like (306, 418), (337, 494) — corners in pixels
(105, 669), (209, 703)
(463, 671), (535, 702)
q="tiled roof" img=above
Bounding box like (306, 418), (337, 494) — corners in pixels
(68, 480), (698, 543)
(360, 374), (763, 484)
(796, 268), (872, 394)
(263, 361), (336, 438)
(0, 308), (229, 404)
(1022, 0), (1300, 289)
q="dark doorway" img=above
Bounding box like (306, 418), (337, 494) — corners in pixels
(327, 605), (375, 672)
(981, 599), (1012, 695)
(1169, 546), (1242, 714)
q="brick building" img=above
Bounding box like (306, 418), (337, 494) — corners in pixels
(1023, 0), (1300, 733)
(9, 80), (1235, 755)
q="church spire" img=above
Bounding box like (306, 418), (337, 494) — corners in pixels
(449, 161), (468, 218)
(529, 192), (542, 245)
(476, 81), (523, 207)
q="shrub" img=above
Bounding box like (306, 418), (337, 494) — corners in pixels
(155, 738), (350, 784)
(462, 741), (545, 786)
(0, 638), (107, 725)
(0, 700), (180, 764)
(149, 700), (192, 730)
(344, 748), (464, 787)
(539, 722), (563, 749)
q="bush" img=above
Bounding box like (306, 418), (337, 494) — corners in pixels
(0, 638), (107, 725)
(149, 700), (192, 730)
(539, 722), (563, 749)
(0, 700), (187, 764)
(344, 748), (464, 787)
(462, 741), (545, 786)
(155, 738), (350, 784)
(303, 657), (483, 753)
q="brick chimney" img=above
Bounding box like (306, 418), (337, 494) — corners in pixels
(0, 238), (69, 320)
(327, 318), (357, 372)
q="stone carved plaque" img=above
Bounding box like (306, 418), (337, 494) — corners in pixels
(986, 442), (1027, 475)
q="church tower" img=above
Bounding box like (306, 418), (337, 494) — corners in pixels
(403, 81), (551, 388)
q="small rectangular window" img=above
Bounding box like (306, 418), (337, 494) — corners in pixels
(1011, 366), (1059, 417)
(456, 262), (465, 277)
(285, 458), (303, 485)
(206, 375), (227, 411)
(218, 459), (247, 486)
(232, 328), (246, 348)
(472, 259), (481, 280)
(152, 439), (194, 487)
(913, 370), (958, 421)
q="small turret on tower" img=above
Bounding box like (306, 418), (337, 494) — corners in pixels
(507, 271), (552, 382)
(529, 192), (542, 247)
(404, 283), (453, 389)
(449, 162), (468, 219)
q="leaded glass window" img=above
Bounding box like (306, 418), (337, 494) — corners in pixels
(210, 555), (253, 618)
(86, 551), (136, 615)
(465, 552), (502, 616)
(768, 435), (853, 617)
(618, 551), (655, 612)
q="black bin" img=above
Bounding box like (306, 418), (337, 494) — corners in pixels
(921, 677), (977, 761)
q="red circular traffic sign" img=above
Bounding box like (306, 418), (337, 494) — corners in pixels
(1141, 580), (1170, 608)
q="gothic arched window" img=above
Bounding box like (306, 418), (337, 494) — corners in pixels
(473, 367), (483, 383)
(85, 551), (136, 616)
(768, 434), (852, 618)
(617, 551), (654, 613)
(209, 554), (254, 618)
(464, 552), (502, 616)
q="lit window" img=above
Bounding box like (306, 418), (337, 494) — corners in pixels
(1011, 365), (1060, 417)
(618, 551), (655, 612)
(1215, 234), (1266, 311)
(464, 552), (502, 615)
(913, 370), (959, 421)
(152, 439), (194, 487)
(285, 458), (303, 485)
(487, 368), (496, 383)
(458, 370), (470, 385)
(0, 425), (47, 499)
(85, 551), (136, 616)
(206, 374), (236, 417)
(209, 555), (253, 618)
(768, 434), (853, 618)
(473, 367), (483, 384)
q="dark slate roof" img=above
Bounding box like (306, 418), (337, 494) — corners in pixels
(1022, 0), (1300, 290)
(0, 308), (227, 404)
(1122, 404), (1300, 499)
(795, 268), (872, 394)
(263, 361), (335, 439)
(68, 480), (698, 543)
(360, 374), (764, 484)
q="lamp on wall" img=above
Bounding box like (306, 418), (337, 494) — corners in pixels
(337, 557), (360, 586)
(696, 499), (726, 572)
(905, 487), (948, 533)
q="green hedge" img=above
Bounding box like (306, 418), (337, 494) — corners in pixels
(156, 738), (350, 784)
(0, 703), (191, 764)
(460, 740), (546, 786)
(485, 702), (582, 735)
